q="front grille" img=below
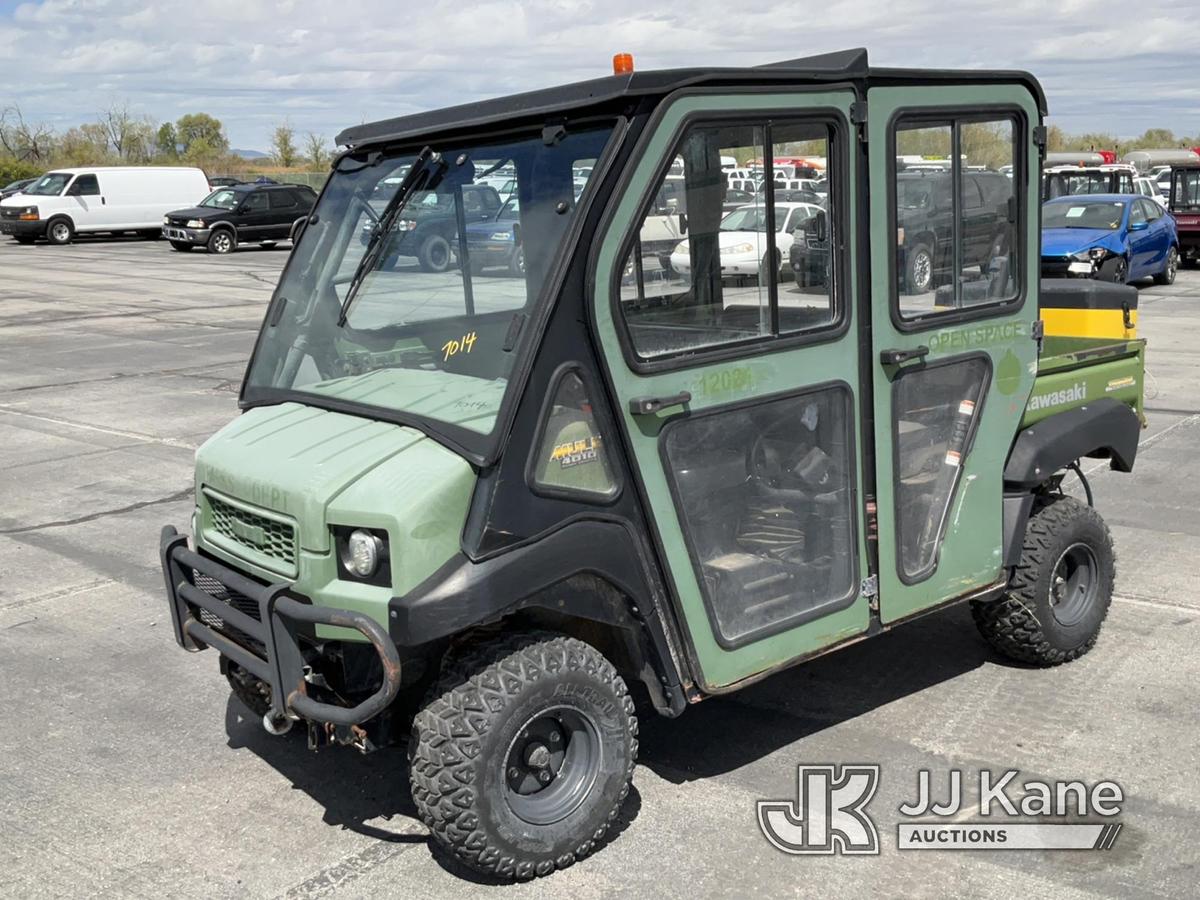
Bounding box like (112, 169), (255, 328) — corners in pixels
(204, 489), (297, 575)
(1, 208), (22, 220)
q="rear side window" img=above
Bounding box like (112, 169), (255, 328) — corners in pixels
(269, 190), (298, 210)
(891, 114), (1021, 324)
(71, 174), (100, 196)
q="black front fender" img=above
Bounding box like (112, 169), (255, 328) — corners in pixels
(389, 519), (686, 715)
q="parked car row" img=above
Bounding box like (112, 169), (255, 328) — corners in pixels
(0, 166), (317, 254)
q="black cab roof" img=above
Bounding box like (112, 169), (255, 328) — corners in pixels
(336, 48), (1046, 149)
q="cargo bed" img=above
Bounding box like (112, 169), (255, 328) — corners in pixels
(1023, 334), (1146, 427)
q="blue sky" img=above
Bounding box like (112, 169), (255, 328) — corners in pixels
(3, 0), (1198, 151)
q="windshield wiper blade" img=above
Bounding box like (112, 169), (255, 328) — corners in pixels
(337, 146), (441, 327)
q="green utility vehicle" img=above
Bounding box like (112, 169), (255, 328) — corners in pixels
(160, 49), (1146, 879)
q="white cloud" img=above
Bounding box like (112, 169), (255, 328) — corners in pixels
(3, 0), (1198, 148)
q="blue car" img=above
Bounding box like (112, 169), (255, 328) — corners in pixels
(1041, 194), (1178, 285)
(465, 197), (524, 276)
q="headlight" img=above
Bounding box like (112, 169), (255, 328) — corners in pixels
(489, 231), (513, 241)
(185, 219), (205, 229)
(342, 528), (384, 577)
(1072, 247), (1109, 262)
(673, 240), (689, 254)
(725, 242), (756, 255)
(396, 219), (417, 232)
(162, 216), (169, 226)
(18, 206), (38, 221)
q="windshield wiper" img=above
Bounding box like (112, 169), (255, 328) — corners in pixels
(337, 146), (442, 327)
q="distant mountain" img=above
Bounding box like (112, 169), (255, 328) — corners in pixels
(231, 148), (269, 160)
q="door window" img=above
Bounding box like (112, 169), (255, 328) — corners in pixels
(70, 174), (100, 196)
(1129, 201), (1147, 227)
(243, 192), (269, 213)
(892, 357), (989, 582)
(618, 118), (841, 362)
(892, 115), (1020, 322)
(661, 385), (857, 647)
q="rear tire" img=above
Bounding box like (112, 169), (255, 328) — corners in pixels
(1154, 245), (1179, 285)
(410, 632), (637, 880)
(46, 217), (74, 245)
(972, 495), (1114, 666)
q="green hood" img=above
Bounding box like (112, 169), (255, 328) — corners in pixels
(195, 403), (476, 576)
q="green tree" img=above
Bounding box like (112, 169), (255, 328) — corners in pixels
(176, 113), (229, 156)
(156, 122), (178, 159)
(59, 123), (113, 165)
(304, 131), (331, 169)
(271, 121), (298, 168)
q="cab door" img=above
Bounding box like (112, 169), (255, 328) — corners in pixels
(591, 90), (871, 690)
(866, 86), (1041, 622)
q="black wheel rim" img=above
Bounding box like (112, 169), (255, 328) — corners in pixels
(503, 706), (601, 826)
(1113, 259), (1127, 283)
(1049, 542), (1099, 627)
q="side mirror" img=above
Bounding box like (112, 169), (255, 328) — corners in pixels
(813, 210), (828, 244)
(678, 213), (688, 235)
(1129, 220), (1149, 232)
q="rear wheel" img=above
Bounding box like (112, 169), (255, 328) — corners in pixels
(46, 218), (73, 245)
(410, 632), (637, 880)
(972, 495), (1114, 666)
(1154, 245), (1179, 285)
(207, 229), (235, 254)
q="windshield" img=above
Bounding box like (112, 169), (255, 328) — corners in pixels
(242, 123), (613, 449)
(200, 189), (239, 209)
(897, 178), (937, 210)
(721, 206), (771, 233)
(1045, 171), (1119, 199)
(1043, 200), (1125, 230)
(24, 173), (72, 196)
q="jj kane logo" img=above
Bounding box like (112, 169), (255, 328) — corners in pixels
(758, 766), (1124, 855)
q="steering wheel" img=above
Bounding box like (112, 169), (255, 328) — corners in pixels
(748, 433), (838, 499)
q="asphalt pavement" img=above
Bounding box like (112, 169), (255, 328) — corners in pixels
(1, 236), (1197, 898)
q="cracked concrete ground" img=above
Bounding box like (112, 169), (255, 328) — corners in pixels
(1, 236), (1198, 898)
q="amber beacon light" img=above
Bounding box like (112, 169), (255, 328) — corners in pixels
(612, 53), (635, 75)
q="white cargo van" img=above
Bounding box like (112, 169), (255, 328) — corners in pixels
(0, 167), (210, 244)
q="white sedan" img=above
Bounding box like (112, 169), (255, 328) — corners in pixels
(669, 202), (824, 279)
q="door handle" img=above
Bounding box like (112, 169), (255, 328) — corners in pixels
(879, 345), (929, 366)
(101, 196), (105, 205)
(629, 391), (691, 415)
